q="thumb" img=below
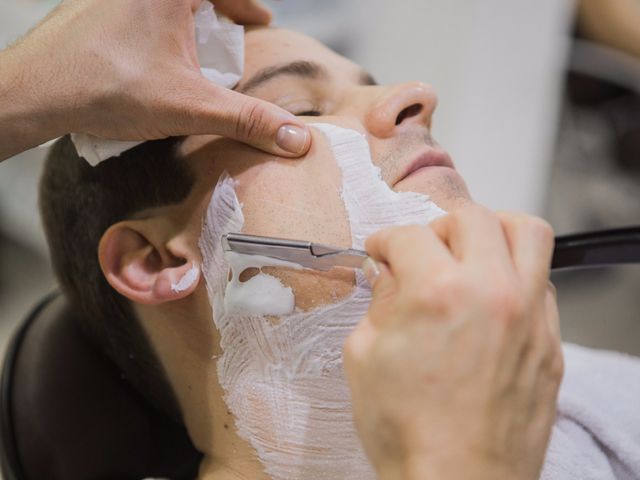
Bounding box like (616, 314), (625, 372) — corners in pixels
(173, 74), (311, 157)
(211, 0), (272, 25)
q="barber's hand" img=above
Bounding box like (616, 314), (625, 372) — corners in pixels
(344, 206), (563, 480)
(0, 0), (310, 160)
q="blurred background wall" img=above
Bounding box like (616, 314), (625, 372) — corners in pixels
(2, 0), (640, 405)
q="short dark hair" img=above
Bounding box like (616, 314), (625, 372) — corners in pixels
(39, 135), (194, 421)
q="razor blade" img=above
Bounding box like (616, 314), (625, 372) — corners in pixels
(221, 233), (369, 271)
(222, 226), (640, 273)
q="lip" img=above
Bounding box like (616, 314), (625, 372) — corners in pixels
(396, 148), (454, 185)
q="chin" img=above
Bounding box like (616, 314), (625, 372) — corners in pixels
(395, 166), (472, 211)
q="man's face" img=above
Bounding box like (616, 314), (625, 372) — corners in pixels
(130, 27), (476, 470)
(180, 27), (471, 308)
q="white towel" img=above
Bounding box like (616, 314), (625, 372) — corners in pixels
(143, 343), (640, 480)
(541, 343), (640, 480)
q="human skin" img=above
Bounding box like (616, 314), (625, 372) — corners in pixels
(578, 0), (640, 60)
(98, 28), (561, 480)
(347, 212), (561, 480)
(0, 0), (311, 162)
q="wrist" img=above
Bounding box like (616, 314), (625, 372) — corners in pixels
(401, 450), (516, 480)
(0, 44), (70, 157)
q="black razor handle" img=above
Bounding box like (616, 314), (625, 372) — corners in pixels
(552, 226), (640, 270)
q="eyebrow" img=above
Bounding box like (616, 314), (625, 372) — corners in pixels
(237, 60), (378, 93)
(238, 61), (326, 93)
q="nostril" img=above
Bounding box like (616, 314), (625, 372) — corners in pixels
(395, 104), (423, 125)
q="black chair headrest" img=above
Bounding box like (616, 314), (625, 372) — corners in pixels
(1, 292), (201, 480)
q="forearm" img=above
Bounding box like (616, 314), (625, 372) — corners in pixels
(577, 0), (640, 59)
(0, 46), (67, 161)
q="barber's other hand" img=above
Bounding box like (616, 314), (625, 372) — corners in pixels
(345, 206), (563, 480)
(6, 0), (310, 157)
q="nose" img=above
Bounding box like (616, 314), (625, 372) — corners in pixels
(365, 82), (438, 138)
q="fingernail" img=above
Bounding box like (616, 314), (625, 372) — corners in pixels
(276, 124), (309, 155)
(362, 258), (380, 287)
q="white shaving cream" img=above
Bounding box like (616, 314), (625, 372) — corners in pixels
(224, 251), (302, 316)
(199, 124), (446, 479)
(171, 262), (200, 293)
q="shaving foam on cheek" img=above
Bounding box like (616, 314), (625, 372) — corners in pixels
(199, 125), (446, 480)
(224, 252), (302, 316)
(319, 123), (447, 249)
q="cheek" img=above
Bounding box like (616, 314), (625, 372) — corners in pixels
(262, 267), (356, 311)
(232, 132), (356, 309)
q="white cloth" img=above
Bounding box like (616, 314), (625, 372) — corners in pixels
(71, 2), (244, 166)
(541, 343), (640, 480)
(144, 343), (640, 480)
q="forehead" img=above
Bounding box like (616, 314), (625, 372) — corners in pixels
(241, 27), (363, 84)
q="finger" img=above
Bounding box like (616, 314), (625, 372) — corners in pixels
(169, 73), (311, 157)
(532, 288), (563, 408)
(190, 0), (201, 12)
(365, 225), (455, 288)
(366, 261), (397, 311)
(344, 316), (376, 368)
(211, 0), (272, 25)
(547, 297), (565, 393)
(517, 287), (562, 415)
(544, 285), (562, 346)
(497, 212), (555, 297)
(528, 287), (562, 378)
(429, 205), (513, 270)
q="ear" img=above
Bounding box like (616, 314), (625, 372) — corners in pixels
(98, 219), (201, 305)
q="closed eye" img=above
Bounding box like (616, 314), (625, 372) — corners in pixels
(295, 110), (323, 117)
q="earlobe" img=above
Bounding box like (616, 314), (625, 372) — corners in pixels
(98, 221), (201, 305)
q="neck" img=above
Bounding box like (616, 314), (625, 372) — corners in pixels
(198, 455), (268, 480)
(137, 289), (270, 479)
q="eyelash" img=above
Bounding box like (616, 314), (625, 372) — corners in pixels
(294, 110), (323, 117)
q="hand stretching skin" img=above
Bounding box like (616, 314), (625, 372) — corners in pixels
(345, 206), (563, 480)
(0, 0), (311, 161)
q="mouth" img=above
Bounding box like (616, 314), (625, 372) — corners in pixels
(395, 147), (454, 185)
